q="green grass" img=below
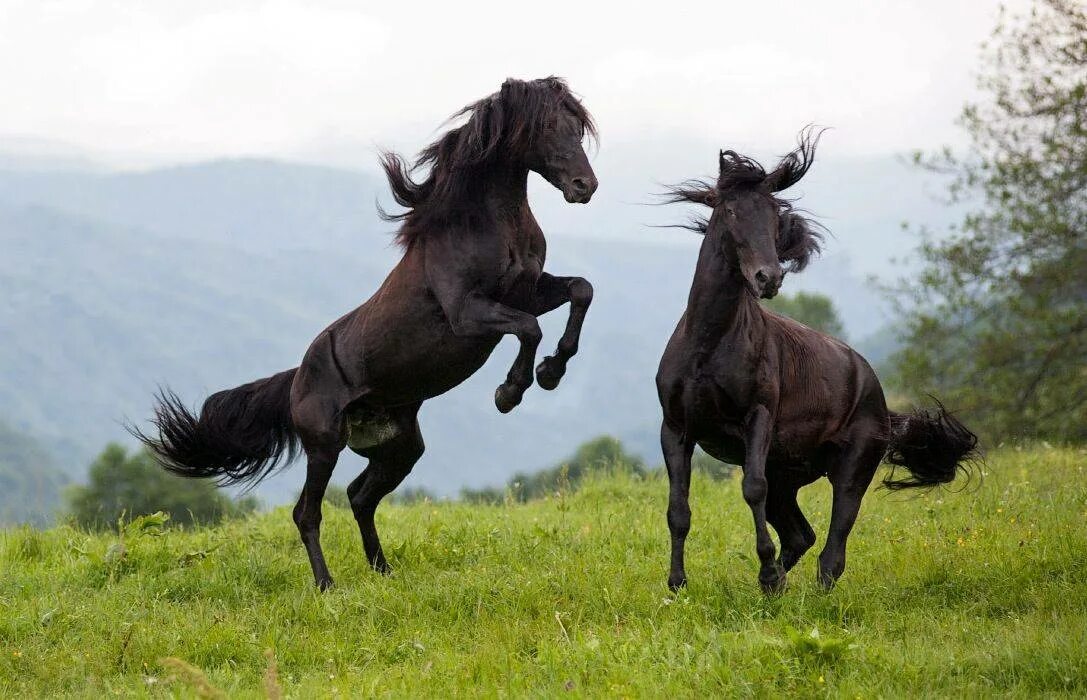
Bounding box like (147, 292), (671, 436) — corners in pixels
(2, 447), (1085, 698)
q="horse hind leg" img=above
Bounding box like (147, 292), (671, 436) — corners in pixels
(766, 484), (816, 573)
(346, 411), (424, 574)
(294, 442), (342, 591)
(292, 390), (349, 590)
(818, 425), (884, 590)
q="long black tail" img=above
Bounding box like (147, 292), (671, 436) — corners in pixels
(132, 368), (300, 487)
(884, 401), (979, 490)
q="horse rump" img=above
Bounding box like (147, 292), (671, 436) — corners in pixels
(884, 400), (979, 490)
(131, 368), (299, 487)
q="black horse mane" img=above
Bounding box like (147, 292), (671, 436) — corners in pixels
(663, 127), (826, 272)
(379, 77), (597, 246)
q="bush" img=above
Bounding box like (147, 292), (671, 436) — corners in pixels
(692, 449), (738, 480)
(66, 443), (257, 529)
(463, 436), (645, 503)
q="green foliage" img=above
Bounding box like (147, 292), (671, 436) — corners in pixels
(461, 435), (645, 503)
(0, 447), (1083, 696)
(892, 0), (1087, 442)
(65, 444), (257, 530)
(764, 291), (847, 339)
(324, 485), (435, 509)
(0, 419), (67, 527)
(389, 486), (437, 505)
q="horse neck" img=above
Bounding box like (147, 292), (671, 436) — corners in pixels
(477, 161), (530, 221)
(683, 231), (762, 349)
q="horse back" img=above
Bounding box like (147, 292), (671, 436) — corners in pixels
(765, 311), (887, 447)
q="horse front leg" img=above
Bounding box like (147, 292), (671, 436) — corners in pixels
(742, 404), (786, 594)
(661, 420), (694, 590)
(444, 291), (542, 413)
(530, 273), (594, 390)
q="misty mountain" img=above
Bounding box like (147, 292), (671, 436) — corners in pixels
(0, 417), (67, 526)
(0, 153), (942, 509)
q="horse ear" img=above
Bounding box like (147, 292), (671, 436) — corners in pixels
(765, 126), (823, 192)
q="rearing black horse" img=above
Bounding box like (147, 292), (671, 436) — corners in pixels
(656, 128), (977, 594)
(135, 77), (598, 589)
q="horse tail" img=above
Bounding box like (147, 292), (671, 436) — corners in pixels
(132, 368), (300, 487)
(884, 400), (979, 490)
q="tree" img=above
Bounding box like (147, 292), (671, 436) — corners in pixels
(67, 444), (257, 529)
(765, 291), (847, 338)
(462, 435), (645, 503)
(892, 0), (1087, 442)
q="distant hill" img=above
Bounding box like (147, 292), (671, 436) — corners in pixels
(0, 153), (936, 513)
(0, 418), (67, 526)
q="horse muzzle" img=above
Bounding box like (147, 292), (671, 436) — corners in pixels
(563, 175), (597, 204)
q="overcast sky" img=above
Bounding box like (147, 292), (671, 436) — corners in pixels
(1, 0), (1022, 169)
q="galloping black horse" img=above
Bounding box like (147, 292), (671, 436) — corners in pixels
(656, 129), (977, 594)
(136, 77), (598, 589)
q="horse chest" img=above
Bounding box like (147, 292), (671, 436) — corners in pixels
(496, 243), (543, 299)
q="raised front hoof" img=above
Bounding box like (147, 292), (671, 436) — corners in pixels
(494, 383), (525, 413)
(667, 573), (688, 591)
(759, 566), (787, 596)
(534, 357), (565, 390)
(316, 576), (335, 592)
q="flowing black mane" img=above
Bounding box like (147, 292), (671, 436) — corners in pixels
(663, 127), (826, 272)
(379, 76), (597, 246)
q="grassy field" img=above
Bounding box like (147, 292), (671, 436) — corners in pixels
(2, 447), (1085, 697)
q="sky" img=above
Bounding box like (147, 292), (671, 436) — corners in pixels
(0, 0), (1022, 170)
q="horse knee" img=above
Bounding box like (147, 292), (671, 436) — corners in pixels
(293, 500), (322, 534)
(742, 476), (768, 506)
(569, 278), (593, 308)
(667, 504), (691, 538)
(402, 438), (425, 465)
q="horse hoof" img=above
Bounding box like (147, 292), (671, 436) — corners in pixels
(817, 571), (837, 592)
(759, 567), (787, 595)
(668, 574), (688, 591)
(494, 384), (523, 413)
(317, 577), (335, 591)
(535, 357), (564, 390)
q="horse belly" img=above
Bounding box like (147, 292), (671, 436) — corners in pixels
(363, 331), (500, 404)
(345, 408), (403, 451)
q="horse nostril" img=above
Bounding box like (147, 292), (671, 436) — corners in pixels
(571, 177), (589, 195)
(755, 269), (769, 285)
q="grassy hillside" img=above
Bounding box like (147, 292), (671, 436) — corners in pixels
(2, 448), (1083, 697)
